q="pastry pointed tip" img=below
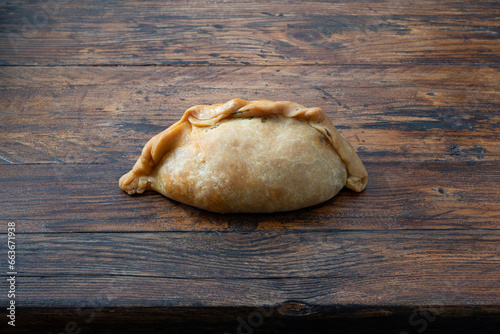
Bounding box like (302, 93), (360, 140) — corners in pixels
(119, 171), (149, 195)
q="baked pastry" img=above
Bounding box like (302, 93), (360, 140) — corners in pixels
(119, 99), (367, 213)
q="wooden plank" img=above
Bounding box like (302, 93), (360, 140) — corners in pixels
(0, 1), (498, 332)
(1, 161), (498, 232)
(6, 230), (500, 307)
(1, 66), (498, 165)
(1, 0), (499, 65)
(11, 275), (500, 308)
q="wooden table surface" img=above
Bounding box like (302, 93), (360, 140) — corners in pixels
(1, 0), (499, 333)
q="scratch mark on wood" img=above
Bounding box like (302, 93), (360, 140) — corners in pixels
(0, 155), (15, 164)
(315, 87), (342, 106)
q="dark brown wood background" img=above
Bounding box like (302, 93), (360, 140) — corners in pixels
(1, 1), (499, 333)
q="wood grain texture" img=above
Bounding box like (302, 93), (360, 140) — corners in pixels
(1, 66), (498, 165)
(1, 161), (498, 232)
(1, 0), (499, 65)
(11, 230), (500, 286)
(1, 0), (499, 332)
(11, 273), (500, 308)
(4, 230), (500, 330)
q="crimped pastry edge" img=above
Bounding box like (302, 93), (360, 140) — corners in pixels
(119, 98), (368, 194)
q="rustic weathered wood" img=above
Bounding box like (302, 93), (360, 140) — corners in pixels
(1, 0), (499, 332)
(6, 226), (500, 332)
(7, 243), (500, 329)
(1, 161), (498, 232)
(11, 230), (500, 287)
(0, 66), (498, 165)
(1, 0), (500, 65)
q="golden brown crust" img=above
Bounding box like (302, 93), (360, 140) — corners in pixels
(119, 99), (368, 196)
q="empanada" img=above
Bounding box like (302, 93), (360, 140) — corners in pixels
(119, 99), (367, 213)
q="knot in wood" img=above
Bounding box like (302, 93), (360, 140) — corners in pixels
(276, 300), (317, 317)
